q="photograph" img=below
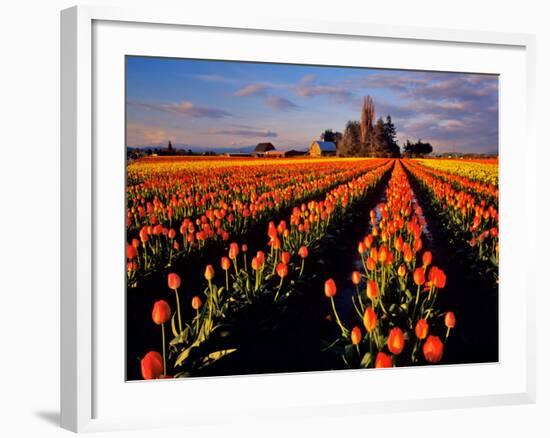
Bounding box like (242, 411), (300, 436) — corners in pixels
(125, 56), (499, 380)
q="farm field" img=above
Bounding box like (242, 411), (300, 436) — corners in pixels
(127, 156), (499, 380)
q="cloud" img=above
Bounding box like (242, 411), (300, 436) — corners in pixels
(233, 83), (268, 97)
(265, 96), (298, 110)
(295, 74), (353, 102)
(193, 74), (236, 84)
(126, 122), (186, 146)
(129, 100), (233, 119)
(211, 128), (278, 138)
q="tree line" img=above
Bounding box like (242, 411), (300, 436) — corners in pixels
(321, 95), (433, 158)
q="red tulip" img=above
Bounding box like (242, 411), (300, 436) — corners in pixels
(363, 307), (377, 332)
(251, 257), (261, 271)
(168, 228), (176, 239)
(167, 273), (181, 290)
(151, 300), (171, 325)
(375, 351), (393, 368)
(126, 243), (138, 260)
(351, 326), (362, 345)
(428, 267), (447, 289)
(423, 335), (444, 363)
(324, 278), (337, 298)
(415, 319), (429, 340)
(413, 267), (425, 286)
(141, 351), (163, 380)
(298, 246), (309, 259)
(276, 262), (288, 278)
(387, 327), (405, 355)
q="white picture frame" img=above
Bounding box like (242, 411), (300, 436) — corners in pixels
(60, 4), (537, 433)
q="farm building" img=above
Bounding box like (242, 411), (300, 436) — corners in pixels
(309, 141), (337, 157)
(254, 142), (276, 156)
(264, 150), (286, 158)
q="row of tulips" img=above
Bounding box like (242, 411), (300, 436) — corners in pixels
(325, 160), (455, 369)
(403, 159), (499, 265)
(127, 159), (388, 283)
(415, 158), (498, 188)
(413, 159), (498, 204)
(139, 161), (394, 379)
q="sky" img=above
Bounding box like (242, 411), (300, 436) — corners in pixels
(126, 56), (498, 154)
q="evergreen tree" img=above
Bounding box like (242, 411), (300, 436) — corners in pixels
(339, 121), (362, 156)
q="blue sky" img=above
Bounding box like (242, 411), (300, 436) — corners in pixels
(126, 56), (498, 153)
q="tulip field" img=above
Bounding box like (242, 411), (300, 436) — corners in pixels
(126, 156), (499, 380)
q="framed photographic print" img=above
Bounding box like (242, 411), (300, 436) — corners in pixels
(61, 5), (536, 432)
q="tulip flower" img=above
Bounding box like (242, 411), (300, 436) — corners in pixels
(281, 251), (291, 265)
(374, 351), (393, 368)
(151, 300), (171, 374)
(351, 271), (361, 286)
(415, 319), (429, 340)
(397, 264), (406, 277)
(325, 279), (347, 335)
(363, 307), (377, 333)
(351, 326), (362, 346)
(387, 327), (405, 355)
(274, 263), (289, 302)
(366, 279), (378, 300)
(422, 251), (432, 267)
(141, 351), (163, 380)
(444, 311), (456, 340)
(167, 273), (183, 333)
(221, 256), (231, 290)
(423, 335), (444, 363)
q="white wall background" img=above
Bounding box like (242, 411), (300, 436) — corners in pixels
(0, 1), (547, 436)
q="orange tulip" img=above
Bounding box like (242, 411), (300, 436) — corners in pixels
(403, 247), (413, 263)
(374, 351), (393, 368)
(151, 300), (171, 325)
(228, 242), (239, 260)
(423, 335), (444, 363)
(324, 278), (337, 298)
(141, 351), (163, 380)
(221, 256), (231, 271)
(204, 265), (215, 281)
(251, 256), (261, 271)
(351, 326), (362, 345)
(422, 251), (432, 267)
(281, 251), (291, 265)
(397, 264), (406, 277)
(363, 307), (377, 332)
(191, 296), (203, 310)
(366, 280), (378, 299)
(351, 271), (361, 285)
(358, 241), (367, 254)
(415, 319), (429, 340)
(366, 256), (376, 271)
(444, 311), (456, 328)
(167, 273), (181, 290)
(387, 327), (405, 355)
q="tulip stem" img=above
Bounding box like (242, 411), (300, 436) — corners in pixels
(274, 277), (283, 302)
(330, 297), (348, 336)
(174, 288), (183, 333)
(161, 323), (166, 376)
(299, 259), (305, 277)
